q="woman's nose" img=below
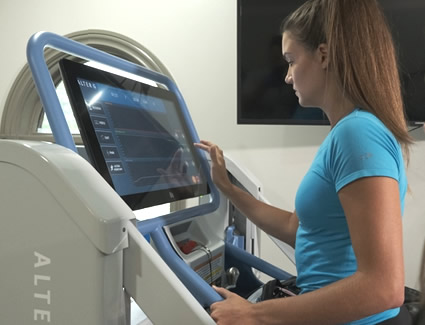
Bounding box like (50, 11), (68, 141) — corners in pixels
(285, 71), (292, 84)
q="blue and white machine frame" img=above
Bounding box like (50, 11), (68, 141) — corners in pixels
(0, 32), (294, 324)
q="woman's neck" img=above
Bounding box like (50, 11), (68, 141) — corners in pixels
(327, 102), (355, 128)
(320, 81), (356, 127)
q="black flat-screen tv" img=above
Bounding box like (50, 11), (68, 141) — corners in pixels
(59, 58), (210, 210)
(237, 0), (425, 126)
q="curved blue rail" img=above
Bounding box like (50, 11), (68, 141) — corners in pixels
(26, 31), (222, 305)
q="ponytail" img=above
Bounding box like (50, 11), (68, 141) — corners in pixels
(282, 0), (412, 160)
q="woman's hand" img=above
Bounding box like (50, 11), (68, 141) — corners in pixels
(210, 286), (257, 325)
(194, 140), (233, 195)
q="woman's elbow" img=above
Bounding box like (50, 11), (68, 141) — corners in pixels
(390, 285), (405, 309)
(379, 280), (405, 310)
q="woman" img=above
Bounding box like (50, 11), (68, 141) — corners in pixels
(195, 0), (413, 324)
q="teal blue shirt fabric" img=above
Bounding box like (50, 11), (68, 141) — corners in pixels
(294, 109), (407, 324)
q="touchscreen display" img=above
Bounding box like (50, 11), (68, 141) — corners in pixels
(59, 59), (210, 209)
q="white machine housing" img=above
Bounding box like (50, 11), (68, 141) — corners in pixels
(0, 139), (295, 324)
(0, 140), (215, 325)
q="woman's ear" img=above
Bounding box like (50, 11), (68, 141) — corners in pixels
(317, 43), (329, 69)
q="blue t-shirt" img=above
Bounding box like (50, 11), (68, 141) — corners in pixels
(294, 109), (407, 324)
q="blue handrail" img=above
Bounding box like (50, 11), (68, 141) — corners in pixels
(26, 31), (222, 305)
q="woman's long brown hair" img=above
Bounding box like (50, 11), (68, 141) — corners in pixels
(282, 0), (413, 160)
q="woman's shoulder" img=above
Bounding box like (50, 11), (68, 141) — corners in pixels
(334, 108), (386, 131)
(326, 108), (402, 163)
(331, 108), (394, 142)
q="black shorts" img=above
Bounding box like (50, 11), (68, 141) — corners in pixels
(376, 305), (412, 325)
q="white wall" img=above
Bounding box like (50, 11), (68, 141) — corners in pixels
(1, 0), (424, 289)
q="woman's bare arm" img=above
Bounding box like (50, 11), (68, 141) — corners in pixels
(210, 176), (405, 325)
(195, 140), (299, 247)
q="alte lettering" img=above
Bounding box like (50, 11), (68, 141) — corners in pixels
(34, 251), (51, 323)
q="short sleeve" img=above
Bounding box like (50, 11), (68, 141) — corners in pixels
(328, 115), (402, 192)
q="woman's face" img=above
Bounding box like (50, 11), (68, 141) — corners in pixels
(281, 32), (328, 108)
